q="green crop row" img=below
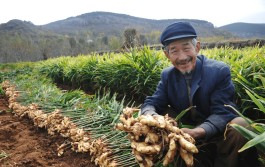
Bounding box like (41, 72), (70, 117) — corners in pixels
(1, 45), (265, 164)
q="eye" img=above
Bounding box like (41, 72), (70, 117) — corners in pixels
(184, 47), (190, 51)
(169, 49), (177, 54)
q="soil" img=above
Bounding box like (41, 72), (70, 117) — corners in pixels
(0, 95), (97, 167)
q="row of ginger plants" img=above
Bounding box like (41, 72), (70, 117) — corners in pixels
(1, 45), (265, 164)
(0, 70), (138, 166)
(34, 45), (265, 164)
(36, 46), (265, 116)
(0, 67), (200, 167)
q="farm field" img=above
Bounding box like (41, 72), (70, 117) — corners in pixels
(1, 45), (265, 167)
(0, 95), (96, 167)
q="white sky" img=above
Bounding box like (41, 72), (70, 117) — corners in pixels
(1, 0), (265, 27)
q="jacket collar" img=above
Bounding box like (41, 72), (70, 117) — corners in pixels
(190, 55), (204, 97)
(173, 55), (204, 98)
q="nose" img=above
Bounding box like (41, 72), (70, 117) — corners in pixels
(176, 50), (186, 60)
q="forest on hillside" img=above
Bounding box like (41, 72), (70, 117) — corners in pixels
(0, 25), (160, 63)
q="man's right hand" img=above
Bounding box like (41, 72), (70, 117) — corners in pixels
(181, 127), (206, 140)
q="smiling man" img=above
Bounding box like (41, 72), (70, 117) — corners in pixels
(140, 22), (260, 167)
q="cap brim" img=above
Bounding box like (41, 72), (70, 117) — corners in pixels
(164, 34), (197, 43)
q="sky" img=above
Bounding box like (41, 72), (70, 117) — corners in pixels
(1, 0), (265, 27)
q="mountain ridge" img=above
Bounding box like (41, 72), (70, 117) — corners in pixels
(2, 12), (264, 40)
(42, 11), (226, 37)
(0, 12), (265, 63)
(219, 22), (265, 38)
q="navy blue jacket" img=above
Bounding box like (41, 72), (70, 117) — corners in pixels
(141, 55), (238, 139)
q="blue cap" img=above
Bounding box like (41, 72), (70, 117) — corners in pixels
(160, 22), (197, 46)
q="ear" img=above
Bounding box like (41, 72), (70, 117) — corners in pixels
(164, 50), (170, 59)
(195, 41), (201, 53)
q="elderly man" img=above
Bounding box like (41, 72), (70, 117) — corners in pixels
(141, 22), (260, 167)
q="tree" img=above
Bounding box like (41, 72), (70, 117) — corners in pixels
(123, 28), (139, 49)
(139, 34), (148, 46)
(109, 36), (122, 51)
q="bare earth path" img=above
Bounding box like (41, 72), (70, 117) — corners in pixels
(0, 95), (97, 167)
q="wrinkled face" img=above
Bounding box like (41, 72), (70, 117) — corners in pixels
(164, 38), (200, 74)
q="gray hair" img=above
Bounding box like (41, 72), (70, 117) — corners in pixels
(191, 38), (197, 47)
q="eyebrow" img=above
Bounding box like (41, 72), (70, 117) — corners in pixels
(169, 42), (190, 49)
(182, 42), (190, 46)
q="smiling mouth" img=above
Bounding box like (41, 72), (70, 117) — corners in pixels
(175, 57), (192, 66)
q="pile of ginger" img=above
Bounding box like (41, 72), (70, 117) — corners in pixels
(116, 107), (198, 167)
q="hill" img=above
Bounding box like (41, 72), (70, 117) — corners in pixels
(42, 12), (230, 38)
(0, 20), (68, 62)
(219, 22), (265, 38)
(0, 12), (264, 63)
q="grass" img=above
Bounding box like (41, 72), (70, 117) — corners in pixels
(0, 150), (9, 162)
(0, 86), (4, 95)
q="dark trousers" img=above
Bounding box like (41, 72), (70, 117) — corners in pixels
(193, 125), (261, 167)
